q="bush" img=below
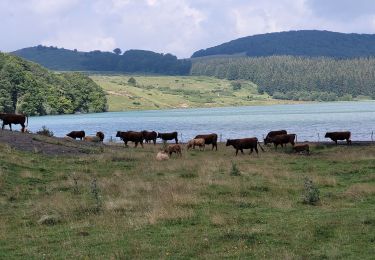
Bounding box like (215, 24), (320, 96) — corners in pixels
(36, 126), (54, 137)
(231, 81), (242, 91)
(230, 162), (241, 176)
(302, 177), (320, 205)
(128, 77), (137, 85)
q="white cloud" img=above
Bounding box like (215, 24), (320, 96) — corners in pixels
(1, 0), (375, 57)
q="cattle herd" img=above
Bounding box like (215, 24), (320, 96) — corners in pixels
(0, 112), (355, 158)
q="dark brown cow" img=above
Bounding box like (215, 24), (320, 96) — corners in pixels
(325, 131), (351, 145)
(157, 132), (178, 144)
(194, 133), (218, 151)
(264, 130), (287, 145)
(142, 130), (157, 145)
(226, 138), (264, 156)
(0, 113), (28, 132)
(116, 131), (144, 147)
(293, 144), (310, 154)
(270, 134), (296, 149)
(96, 131), (105, 142)
(67, 130), (85, 140)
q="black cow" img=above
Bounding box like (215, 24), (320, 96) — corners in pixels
(0, 113), (28, 132)
(142, 130), (157, 145)
(325, 131), (351, 145)
(195, 133), (218, 151)
(157, 132), (178, 144)
(226, 138), (264, 156)
(116, 131), (144, 147)
(67, 131), (85, 140)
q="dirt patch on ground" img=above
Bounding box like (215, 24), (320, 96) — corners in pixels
(0, 130), (107, 156)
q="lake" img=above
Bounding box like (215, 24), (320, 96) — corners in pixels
(28, 101), (375, 142)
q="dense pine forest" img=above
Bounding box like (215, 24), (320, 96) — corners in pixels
(13, 46), (191, 75)
(192, 30), (375, 58)
(0, 53), (107, 116)
(191, 56), (375, 101)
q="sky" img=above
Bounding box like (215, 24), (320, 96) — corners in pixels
(1, 0), (375, 58)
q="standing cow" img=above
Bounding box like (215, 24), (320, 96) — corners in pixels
(194, 133), (218, 151)
(0, 113), (28, 132)
(142, 130), (157, 145)
(116, 131), (144, 147)
(325, 131), (351, 145)
(264, 130), (287, 145)
(66, 131), (86, 140)
(226, 138), (264, 156)
(157, 132), (178, 144)
(269, 134), (296, 150)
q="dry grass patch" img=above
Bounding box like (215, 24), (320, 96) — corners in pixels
(312, 175), (337, 187)
(344, 183), (375, 199)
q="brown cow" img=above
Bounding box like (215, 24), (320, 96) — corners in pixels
(194, 133), (218, 151)
(293, 144), (310, 154)
(157, 132), (178, 143)
(264, 130), (287, 145)
(67, 131), (85, 140)
(270, 134), (296, 149)
(142, 130), (157, 145)
(96, 132), (105, 142)
(187, 138), (205, 151)
(226, 138), (264, 156)
(116, 131), (144, 147)
(325, 131), (351, 145)
(0, 113), (28, 132)
(164, 144), (182, 157)
(84, 136), (101, 142)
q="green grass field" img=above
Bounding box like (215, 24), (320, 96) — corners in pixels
(0, 136), (374, 259)
(91, 75), (300, 111)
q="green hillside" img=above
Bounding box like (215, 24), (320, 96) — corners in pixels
(192, 30), (375, 58)
(0, 53), (107, 116)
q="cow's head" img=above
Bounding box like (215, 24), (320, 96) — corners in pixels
(324, 132), (331, 138)
(226, 139), (233, 146)
(116, 131), (121, 137)
(157, 132), (161, 138)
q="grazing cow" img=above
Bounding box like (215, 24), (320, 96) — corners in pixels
(264, 130), (287, 145)
(194, 133), (218, 151)
(325, 131), (351, 145)
(270, 134), (296, 149)
(84, 136), (101, 142)
(0, 113), (28, 132)
(142, 130), (157, 145)
(67, 131), (85, 140)
(293, 144), (310, 154)
(96, 132), (105, 142)
(156, 151), (169, 161)
(157, 132), (178, 144)
(226, 138), (264, 156)
(116, 131), (144, 147)
(187, 138), (205, 151)
(164, 144), (182, 157)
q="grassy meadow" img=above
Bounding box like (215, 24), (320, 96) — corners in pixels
(91, 75), (299, 111)
(0, 138), (374, 259)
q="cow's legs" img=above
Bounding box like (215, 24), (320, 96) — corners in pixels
(255, 147), (259, 154)
(235, 149), (239, 156)
(175, 138), (178, 144)
(1, 122), (4, 130)
(153, 139), (156, 145)
(140, 141), (144, 148)
(21, 123), (25, 133)
(134, 142), (138, 148)
(9, 124), (12, 131)
(249, 148), (253, 155)
(241, 149), (244, 154)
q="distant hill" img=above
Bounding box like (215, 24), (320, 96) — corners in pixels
(192, 30), (375, 58)
(0, 52), (107, 116)
(13, 46), (191, 75)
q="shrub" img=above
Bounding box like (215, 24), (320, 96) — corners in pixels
(128, 77), (137, 85)
(303, 177), (320, 205)
(36, 126), (54, 137)
(230, 162), (241, 176)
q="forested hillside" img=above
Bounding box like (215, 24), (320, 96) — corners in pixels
(191, 56), (375, 101)
(0, 53), (107, 116)
(13, 46), (191, 75)
(192, 30), (375, 58)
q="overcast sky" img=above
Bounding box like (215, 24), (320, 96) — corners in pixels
(1, 0), (375, 58)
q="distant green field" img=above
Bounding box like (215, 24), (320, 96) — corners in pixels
(91, 75), (299, 111)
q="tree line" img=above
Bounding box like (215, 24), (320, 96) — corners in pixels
(0, 53), (107, 116)
(191, 56), (375, 101)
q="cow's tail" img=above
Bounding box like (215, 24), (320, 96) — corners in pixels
(258, 141), (265, 152)
(26, 115), (28, 127)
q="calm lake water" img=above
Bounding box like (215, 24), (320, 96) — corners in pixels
(28, 101), (375, 142)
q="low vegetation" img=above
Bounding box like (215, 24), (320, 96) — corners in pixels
(91, 75), (296, 111)
(0, 133), (374, 258)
